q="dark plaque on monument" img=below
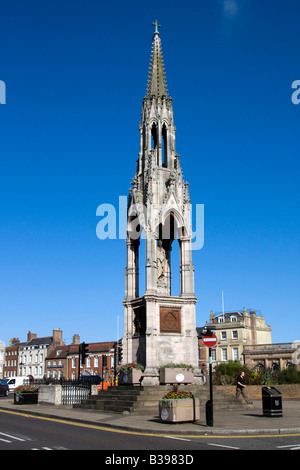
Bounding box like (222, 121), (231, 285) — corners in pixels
(160, 307), (181, 333)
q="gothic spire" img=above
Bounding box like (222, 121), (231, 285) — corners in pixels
(146, 21), (169, 98)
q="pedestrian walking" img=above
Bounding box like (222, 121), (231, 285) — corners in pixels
(236, 371), (253, 404)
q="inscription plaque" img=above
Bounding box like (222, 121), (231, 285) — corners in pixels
(160, 307), (181, 333)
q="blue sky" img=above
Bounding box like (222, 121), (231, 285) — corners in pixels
(0, 0), (299, 347)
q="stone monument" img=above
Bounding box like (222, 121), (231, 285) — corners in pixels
(122, 21), (200, 385)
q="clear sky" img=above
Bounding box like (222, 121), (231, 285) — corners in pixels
(0, 0), (299, 347)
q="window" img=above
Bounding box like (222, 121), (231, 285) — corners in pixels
(211, 349), (217, 362)
(232, 330), (238, 339)
(231, 316), (237, 322)
(87, 357), (91, 368)
(232, 348), (239, 360)
(221, 331), (227, 340)
(162, 123), (168, 167)
(218, 316), (224, 323)
(221, 349), (228, 361)
(94, 357), (99, 367)
(151, 123), (158, 164)
(72, 358), (76, 369)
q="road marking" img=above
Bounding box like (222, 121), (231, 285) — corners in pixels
(0, 431), (25, 442)
(164, 436), (191, 441)
(31, 447), (53, 450)
(1, 408), (300, 440)
(208, 443), (240, 449)
(277, 444), (300, 448)
(0, 438), (11, 443)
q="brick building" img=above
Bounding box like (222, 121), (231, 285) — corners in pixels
(45, 338), (117, 381)
(3, 338), (26, 379)
(67, 341), (116, 381)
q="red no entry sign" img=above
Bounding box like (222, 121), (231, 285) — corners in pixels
(203, 333), (217, 347)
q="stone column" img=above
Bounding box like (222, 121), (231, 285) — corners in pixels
(179, 237), (194, 295)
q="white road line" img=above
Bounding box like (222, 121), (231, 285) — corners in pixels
(277, 444), (300, 448)
(164, 436), (191, 442)
(208, 443), (240, 450)
(31, 447), (53, 450)
(0, 438), (11, 443)
(0, 432), (25, 442)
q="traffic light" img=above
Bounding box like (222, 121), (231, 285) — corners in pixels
(117, 345), (122, 365)
(102, 355), (107, 367)
(80, 342), (88, 365)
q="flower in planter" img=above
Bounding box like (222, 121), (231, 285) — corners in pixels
(117, 363), (144, 374)
(160, 363), (194, 371)
(162, 390), (194, 400)
(14, 385), (40, 397)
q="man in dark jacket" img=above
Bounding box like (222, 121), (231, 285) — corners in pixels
(236, 371), (253, 404)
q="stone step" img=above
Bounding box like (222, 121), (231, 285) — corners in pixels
(73, 384), (251, 414)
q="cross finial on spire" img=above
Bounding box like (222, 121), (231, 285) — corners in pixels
(152, 19), (161, 35)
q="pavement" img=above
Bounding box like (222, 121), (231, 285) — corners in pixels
(1, 398), (299, 436)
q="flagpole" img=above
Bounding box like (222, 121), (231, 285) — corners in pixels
(222, 289), (225, 321)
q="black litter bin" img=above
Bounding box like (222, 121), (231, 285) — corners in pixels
(262, 386), (282, 417)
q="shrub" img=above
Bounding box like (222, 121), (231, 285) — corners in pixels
(117, 363), (144, 374)
(278, 367), (300, 384)
(160, 363), (194, 370)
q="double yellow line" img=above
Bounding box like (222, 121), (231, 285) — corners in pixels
(1, 408), (300, 440)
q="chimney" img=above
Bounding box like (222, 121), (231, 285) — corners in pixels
(27, 331), (37, 343)
(250, 310), (257, 344)
(72, 334), (80, 345)
(52, 328), (64, 346)
(9, 338), (20, 346)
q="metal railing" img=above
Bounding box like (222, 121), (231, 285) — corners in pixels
(28, 378), (92, 405)
(61, 383), (91, 405)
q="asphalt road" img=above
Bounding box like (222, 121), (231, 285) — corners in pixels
(1, 408), (300, 454)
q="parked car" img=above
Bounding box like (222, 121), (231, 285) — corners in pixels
(6, 376), (30, 392)
(0, 379), (9, 397)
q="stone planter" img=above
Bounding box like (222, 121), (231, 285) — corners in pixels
(14, 392), (38, 405)
(159, 398), (200, 423)
(159, 368), (194, 385)
(119, 369), (143, 385)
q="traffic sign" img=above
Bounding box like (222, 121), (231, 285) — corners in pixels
(202, 333), (217, 348)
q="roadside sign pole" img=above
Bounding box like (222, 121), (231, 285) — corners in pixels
(207, 347), (214, 427)
(202, 332), (217, 427)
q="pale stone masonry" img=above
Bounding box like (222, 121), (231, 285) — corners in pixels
(201, 308), (272, 366)
(122, 23), (200, 385)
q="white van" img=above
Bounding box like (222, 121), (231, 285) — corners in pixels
(6, 376), (30, 392)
